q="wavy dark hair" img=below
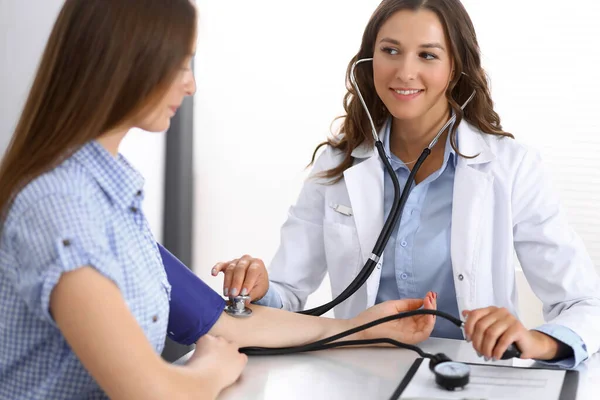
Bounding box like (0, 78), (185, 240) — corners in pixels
(0, 0), (197, 220)
(311, 0), (513, 181)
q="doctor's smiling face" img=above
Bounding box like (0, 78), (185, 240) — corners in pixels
(372, 9), (453, 123)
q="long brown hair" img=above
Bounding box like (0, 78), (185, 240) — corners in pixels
(311, 0), (513, 181)
(0, 0), (197, 219)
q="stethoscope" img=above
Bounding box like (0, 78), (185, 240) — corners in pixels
(226, 58), (521, 396)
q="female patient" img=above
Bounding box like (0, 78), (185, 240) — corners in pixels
(0, 1), (436, 399)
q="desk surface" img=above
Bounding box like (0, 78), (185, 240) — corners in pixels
(176, 337), (600, 400)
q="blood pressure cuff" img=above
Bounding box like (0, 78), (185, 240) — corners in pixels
(158, 244), (226, 345)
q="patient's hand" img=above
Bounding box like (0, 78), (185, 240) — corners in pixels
(188, 335), (247, 395)
(352, 292), (437, 345)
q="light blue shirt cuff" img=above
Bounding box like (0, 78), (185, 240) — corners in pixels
(252, 285), (283, 309)
(532, 324), (588, 369)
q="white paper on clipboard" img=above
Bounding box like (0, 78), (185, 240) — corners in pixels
(400, 358), (567, 400)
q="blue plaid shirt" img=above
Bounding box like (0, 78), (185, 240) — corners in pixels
(0, 141), (171, 399)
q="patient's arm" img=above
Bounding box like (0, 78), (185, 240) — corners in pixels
(208, 294), (437, 349)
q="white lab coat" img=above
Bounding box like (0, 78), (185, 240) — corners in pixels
(268, 120), (600, 356)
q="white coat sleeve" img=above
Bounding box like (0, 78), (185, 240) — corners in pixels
(266, 147), (337, 311)
(512, 147), (600, 359)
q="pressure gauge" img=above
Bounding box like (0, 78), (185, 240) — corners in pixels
(433, 361), (470, 390)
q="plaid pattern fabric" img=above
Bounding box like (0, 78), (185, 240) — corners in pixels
(0, 141), (171, 399)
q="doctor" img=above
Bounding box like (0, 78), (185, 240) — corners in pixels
(213, 0), (600, 367)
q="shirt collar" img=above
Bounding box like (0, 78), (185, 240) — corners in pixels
(71, 140), (145, 210)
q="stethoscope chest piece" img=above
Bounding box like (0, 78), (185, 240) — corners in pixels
(433, 361), (470, 391)
(225, 295), (252, 318)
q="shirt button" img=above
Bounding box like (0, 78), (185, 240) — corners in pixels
(401, 273), (408, 280)
(130, 206), (138, 213)
(62, 239), (71, 247)
(152, 315), (158, 323)
(400, 240), (407, 247)
(136, 190), (142, 197)
(458, 274), (464, 281)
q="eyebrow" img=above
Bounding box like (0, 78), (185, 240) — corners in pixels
(379, 37), (446, 51)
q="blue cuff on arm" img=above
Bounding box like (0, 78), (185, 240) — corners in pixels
(252, 285), (283, 309)
(533, 324), (588, 369)
(158, 244), (226, 346)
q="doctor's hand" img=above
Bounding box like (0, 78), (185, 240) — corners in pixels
(352, 292), (437, 345)
(211, 255), (269, 302)
(462, 307), (563, 361)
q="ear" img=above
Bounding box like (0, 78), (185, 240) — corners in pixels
(450, 69), (459, 84)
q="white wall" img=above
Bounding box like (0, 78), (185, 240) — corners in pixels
(194, 0), (600, 327)
(0, 0), (63, 155)
(0, 1), (165, 241)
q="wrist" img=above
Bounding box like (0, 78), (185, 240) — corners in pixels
(528, 330), (560, 360)
(170, 361), (221, 400)
(346, 317), (367, 342)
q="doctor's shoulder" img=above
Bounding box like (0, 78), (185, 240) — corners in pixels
(474, 127), (553, 190)
(475, 129), (541, 170)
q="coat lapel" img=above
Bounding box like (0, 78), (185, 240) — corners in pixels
(343, 152), (385, 269)
(344, 123), (390, 306)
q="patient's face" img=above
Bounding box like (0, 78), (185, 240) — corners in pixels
(137, 50), (197, 133)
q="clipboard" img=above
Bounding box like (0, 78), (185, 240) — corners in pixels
(391, 358), (579, 400)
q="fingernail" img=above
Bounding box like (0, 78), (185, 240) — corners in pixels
(224, 288), (229, 296)
(476, 352), (482, 357)
(241, 288), (248, 296)
(492, 357), (498, 362)
(212, 268), (217, 275)
(466, 337), (471, 343)
(484, 357), (490, 362)
(230, 288), (238, 297)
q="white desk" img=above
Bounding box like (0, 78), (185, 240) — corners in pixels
(176, 337), (600, 400)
